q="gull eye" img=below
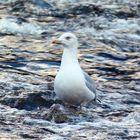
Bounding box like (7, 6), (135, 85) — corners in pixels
(65, 36), (71, 40)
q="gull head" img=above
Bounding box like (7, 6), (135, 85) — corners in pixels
(52, 32), (78, 48)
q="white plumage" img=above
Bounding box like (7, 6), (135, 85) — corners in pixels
(53, 33), (96, 106)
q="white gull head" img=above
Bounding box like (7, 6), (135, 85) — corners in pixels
(53, 32), (79, 49)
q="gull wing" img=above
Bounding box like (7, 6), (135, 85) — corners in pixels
(83, 71), (96, 101)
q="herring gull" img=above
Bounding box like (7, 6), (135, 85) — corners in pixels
(52, 32), (96, 107)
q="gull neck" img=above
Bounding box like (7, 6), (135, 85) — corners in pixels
(61, 47), (79, 68)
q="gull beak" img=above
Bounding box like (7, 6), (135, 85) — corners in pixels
(52, 39), (62, 44)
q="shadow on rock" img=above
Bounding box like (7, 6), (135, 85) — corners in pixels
(0, 91), (62, 110)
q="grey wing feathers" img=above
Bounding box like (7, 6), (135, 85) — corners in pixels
(83, 71), (96, 100)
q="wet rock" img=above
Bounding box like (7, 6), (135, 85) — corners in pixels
(14, 92), (55, 110)
(122, 97), (140, 105)
(31, 0), (52, 9)
(0, 73), (57, 110)
(67, 4), (104, 16)
(96, 52), (135, 61)
(0, 88), (56, 110)
(9, 0), (26, 12)
(44, 104), (68, 123)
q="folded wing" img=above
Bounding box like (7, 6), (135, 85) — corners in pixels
(83, 71), (96, 101)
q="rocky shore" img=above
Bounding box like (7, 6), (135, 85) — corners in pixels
(0, 0), (140, 139)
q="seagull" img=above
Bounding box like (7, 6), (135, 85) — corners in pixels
(52, 32), (96, 107)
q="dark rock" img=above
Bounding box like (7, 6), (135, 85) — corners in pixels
(10, 0), (26, 12)
(44, 104), (68, 123)
(20, 133), (38, 139)
(14, 92), (56, 110)
(94, 66), (135, 75)
(122, 98), (140, 105)
(68, 4), (104, 16)
(31, 0), (52, 9)
(96, 52), (133, 61)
